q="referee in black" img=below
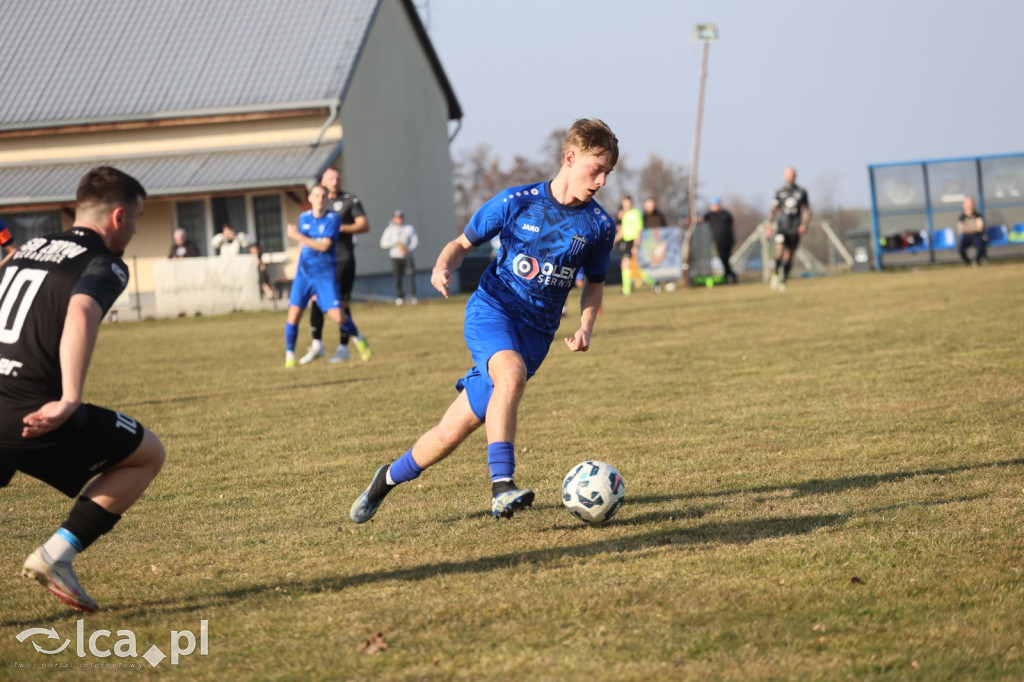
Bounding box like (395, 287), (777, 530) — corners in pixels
(1, 167), (166, 613)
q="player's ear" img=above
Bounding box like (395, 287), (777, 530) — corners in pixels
(564, 148), (575, 167)
(111, 206), (125, 229)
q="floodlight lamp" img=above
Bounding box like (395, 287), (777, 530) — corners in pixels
(693, 23), (718, 42)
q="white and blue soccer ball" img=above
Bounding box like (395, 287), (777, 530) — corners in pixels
(562, 460), (625, 525)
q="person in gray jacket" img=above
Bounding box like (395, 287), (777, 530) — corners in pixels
(379, 210), (419, 305)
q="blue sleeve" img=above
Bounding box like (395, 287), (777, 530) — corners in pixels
(583, 228), (615, 283)
(463, 191), (510, 246)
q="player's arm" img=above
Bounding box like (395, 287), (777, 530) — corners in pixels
(565, 281), (604, 352)
(799, 198), (812, 235)
(431, 233), (474, 299)
(21, 294), (103, 438)
(0, 223), (16, 269)
(341, 214), (369, 235)
(286, 223), (333, 252)
(765, 199), (779, 236)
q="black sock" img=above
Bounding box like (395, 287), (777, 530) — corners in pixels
(367, 467), (396, 504)
(61, 496), (121, 551)
(492, 480), (517, 497)
(340, 306), (352, 345)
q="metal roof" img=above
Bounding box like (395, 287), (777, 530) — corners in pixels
(0, 0), (461, 130)
(0, 143), (340, 206)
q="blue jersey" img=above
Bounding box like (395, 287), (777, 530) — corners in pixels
(463, 181), (615, 334)
(296, 210), (341, 276)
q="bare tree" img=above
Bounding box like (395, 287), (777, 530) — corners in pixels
(638, 154), (689, 226)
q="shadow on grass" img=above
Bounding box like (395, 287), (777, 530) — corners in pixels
(66, 495), (979, 623)
(3, 458), (1015, 626)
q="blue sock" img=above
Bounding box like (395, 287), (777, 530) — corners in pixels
(487, 442), (515, 483)
(285, 323), (298, 352)
(341, 316), (359, 338)
(389, 449), (424, 484)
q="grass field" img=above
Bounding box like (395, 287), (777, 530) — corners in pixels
(2, 262), (1023, 680)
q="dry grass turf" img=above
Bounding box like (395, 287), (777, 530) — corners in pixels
(1, 261), (1023, 680)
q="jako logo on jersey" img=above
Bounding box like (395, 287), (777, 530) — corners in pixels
(512, 254), (540, 279)
(521, 223), (540, 233)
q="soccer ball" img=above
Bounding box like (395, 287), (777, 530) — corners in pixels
(561, 460), (625, 525)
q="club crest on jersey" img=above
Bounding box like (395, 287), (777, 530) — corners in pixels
(569, 235), (586, 256)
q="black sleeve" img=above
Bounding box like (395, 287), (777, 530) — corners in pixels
(71, 255), (129, 313)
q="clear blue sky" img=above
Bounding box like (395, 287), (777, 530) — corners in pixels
(422, 0), (1022, 209)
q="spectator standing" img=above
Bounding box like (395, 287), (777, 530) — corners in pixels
(211, 223), (251, 257)
(642, 197), (667, 228)
(705, 196), (738, 284)
(379, 210), (420, 305)
(167, 227), (199, 258)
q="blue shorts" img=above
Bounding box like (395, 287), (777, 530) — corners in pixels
(289, 269), (342, 311)
(456, 291), (554, 421)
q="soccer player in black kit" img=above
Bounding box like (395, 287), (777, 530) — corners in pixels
(301, 167), (372, 364)
(0, 167), (166, 613)
(766, 166), (811, 291)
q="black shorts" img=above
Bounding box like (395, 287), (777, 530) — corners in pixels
(774, 230), (801, 251)
(615, 240), (634, 258)
(336, 257), (355, 300)
(0, 404), (146, 497)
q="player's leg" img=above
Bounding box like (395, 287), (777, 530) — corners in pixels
(406, 254), (417, 304)
(392, 257), (405, 304)
(22, 410), (163, 613)
(285, 304), (305, 367)
(350, 390), (482, 523)
(287, 274), (316, 366)
(619, 241), (633, 295)
(482, 349), (537, 518)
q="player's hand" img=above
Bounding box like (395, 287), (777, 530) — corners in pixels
(431, 267), (452, 298)
(286, 223), (299, 240)
(798, 224), (807, 236)
(22, 400), (79, 439)
(564, 329), (591, 352)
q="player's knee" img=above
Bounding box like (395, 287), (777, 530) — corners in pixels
(139, 430), (166, 477)
(492, 367), (527, 396)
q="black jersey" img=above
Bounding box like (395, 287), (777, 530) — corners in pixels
(327, 191), (366, 261)
(771, 184), (810, 233)
(0, 228), (128, 438)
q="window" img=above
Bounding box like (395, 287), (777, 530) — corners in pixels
(211, 196), (247, 237)
(2, 211), (62, 243)
(172, 193), (286, 256)
(174, 200), (207, 256)
(252, 195), (283, 252)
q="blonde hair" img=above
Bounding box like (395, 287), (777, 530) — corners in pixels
(562, 118), (619, 167)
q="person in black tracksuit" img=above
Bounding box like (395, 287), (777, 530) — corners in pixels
(705, 196), (737, 284)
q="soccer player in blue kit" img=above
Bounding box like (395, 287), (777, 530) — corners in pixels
(351, 119), (618, 521)
(284, 185), (357, 368)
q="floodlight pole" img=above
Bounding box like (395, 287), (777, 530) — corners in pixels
(682, 24), (717, 284)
